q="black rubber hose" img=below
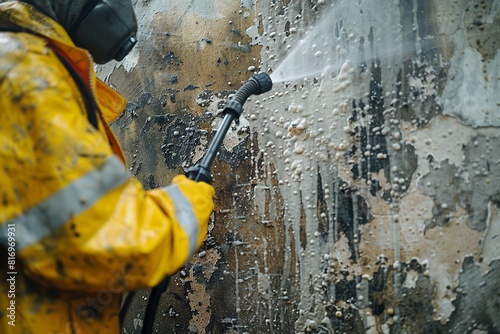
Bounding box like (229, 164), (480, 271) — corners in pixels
(142, 277), (170, 333)
(224, 72), (273, 118)
(119, 291), (136, 329)
(233, 79), (259, 106)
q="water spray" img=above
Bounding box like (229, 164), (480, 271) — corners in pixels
(123, 72), (273, 334)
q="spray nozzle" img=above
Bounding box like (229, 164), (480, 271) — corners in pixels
(251, 72), (273, 95)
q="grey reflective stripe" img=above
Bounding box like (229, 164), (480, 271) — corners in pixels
(0, 155), (130, 251)
(164, 185), (198, 258)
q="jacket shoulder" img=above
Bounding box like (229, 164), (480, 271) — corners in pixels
(0, 32), (47, 80)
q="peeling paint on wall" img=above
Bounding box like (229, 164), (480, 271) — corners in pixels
(103, 0), (500, 333)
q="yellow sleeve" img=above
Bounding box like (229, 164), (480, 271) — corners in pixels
(0, 35), (214, 293)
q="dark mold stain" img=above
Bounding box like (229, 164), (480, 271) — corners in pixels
(217, 137), (250, 169)
(299, 193), (307, 250)
(140, 114), (176, 136)
(324, 303), (366, 334)
(161, 115), (207, 169)
(114, 92), (172, 130)
(165, 88), (179, 103)
(390, 142), (418, 196)
(333, 179), (372, 261)
(317, 169), (330, 238)
(347, 48), (419, 202)
(183, 84), (199, 91)
(163, 50), (183, 66)
(146, 173), (157, 190)
(398, 0), (446, 128)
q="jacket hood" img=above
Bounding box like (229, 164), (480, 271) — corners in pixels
(20, 0), (97, 33)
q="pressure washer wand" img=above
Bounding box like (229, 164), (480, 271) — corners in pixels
(139, 72), (272, 334)
(186, 72), (273, 183)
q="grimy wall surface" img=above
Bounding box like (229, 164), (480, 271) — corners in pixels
(98, 0), (500, 333)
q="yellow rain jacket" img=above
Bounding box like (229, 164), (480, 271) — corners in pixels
(0, 2), (214, 333)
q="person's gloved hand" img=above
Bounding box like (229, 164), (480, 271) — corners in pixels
(170, 174), (215, 248)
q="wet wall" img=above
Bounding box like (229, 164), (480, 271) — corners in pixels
(97, 0), (500, 333)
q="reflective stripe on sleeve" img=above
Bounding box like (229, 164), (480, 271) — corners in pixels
(163, 185), (198, 258)
(0, 155), (130, 251)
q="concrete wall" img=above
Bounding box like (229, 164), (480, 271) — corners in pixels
(98, 0), (500, 333)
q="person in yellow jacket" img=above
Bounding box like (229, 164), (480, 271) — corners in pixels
(0, 1), (215, 333)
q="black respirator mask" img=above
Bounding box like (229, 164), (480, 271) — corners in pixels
(70, 0), (138, 64)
